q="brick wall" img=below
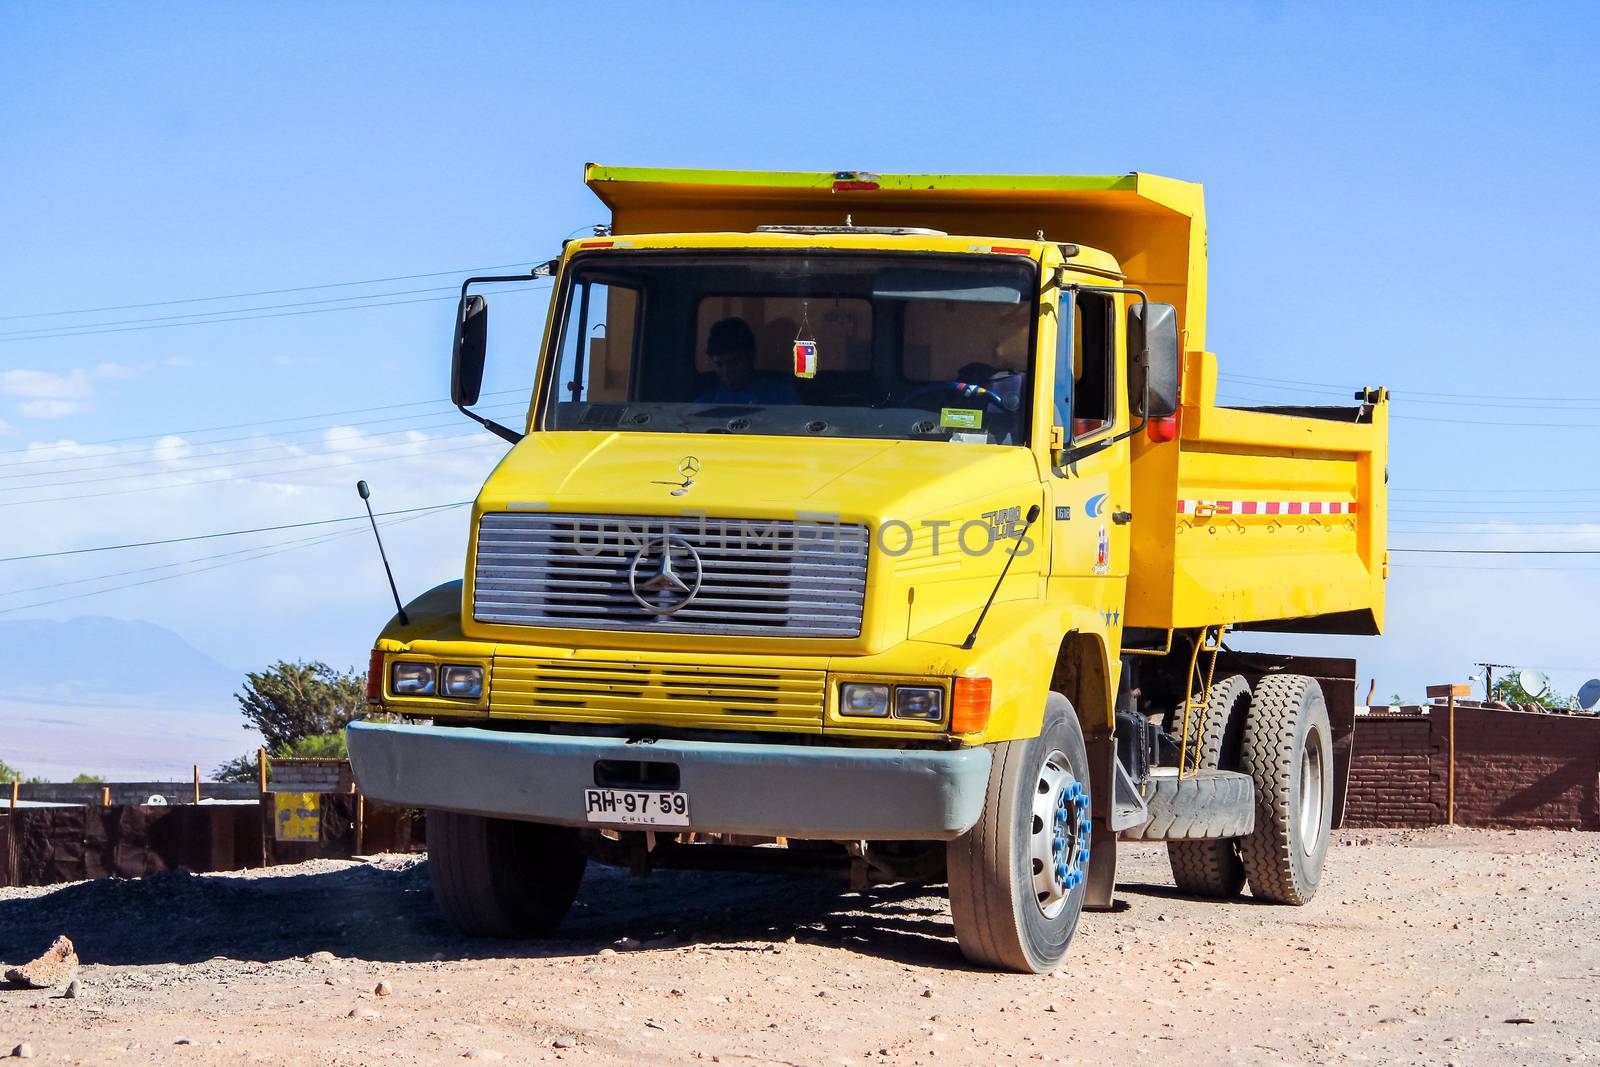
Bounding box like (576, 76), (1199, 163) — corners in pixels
(1343, 714), (1442, 827)
(1346, 706), (1600, 830)
(268, 759), (355, 795)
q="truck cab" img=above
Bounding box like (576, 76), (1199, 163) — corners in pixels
(348, 168), (1388, 973)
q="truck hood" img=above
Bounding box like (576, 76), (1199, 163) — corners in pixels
(476, 431), (1042, 524)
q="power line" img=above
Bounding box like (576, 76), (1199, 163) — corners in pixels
(0, 401), (528, 486)
(0, 282), (549, 344)
(0, 261), (533, 322)
(0, 500), (471, 563)
(0, 388), (528, 460)
(0, 507), (453, 602)
(0, 508), (459, 617)
(1222, 372), (1600, 406)
(0, 283), (461, 339)
(1215, 391), (1600, 429)
(0, 435), (504, 508)
(1390, 547), (1600, 555)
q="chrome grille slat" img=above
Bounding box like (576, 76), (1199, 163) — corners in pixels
(473, 512), (868, 637)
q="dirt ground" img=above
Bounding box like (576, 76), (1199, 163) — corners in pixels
(1, 827), (1596, 1066)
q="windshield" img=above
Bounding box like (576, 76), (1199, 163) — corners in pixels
(540, 251), (1038, 445)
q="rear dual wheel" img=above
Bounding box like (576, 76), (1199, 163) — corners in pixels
(948, 693), (1092, 973)
(1166, 675), (1252, 897)
(1239, 675), (1334, 904)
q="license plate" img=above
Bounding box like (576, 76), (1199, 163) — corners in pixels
(583, 788), (691, 827)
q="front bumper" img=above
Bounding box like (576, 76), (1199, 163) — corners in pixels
(346, 720), (992, 841)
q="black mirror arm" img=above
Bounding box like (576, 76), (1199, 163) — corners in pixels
(457, 402), (524, 445)
(453, 269), (548, 445)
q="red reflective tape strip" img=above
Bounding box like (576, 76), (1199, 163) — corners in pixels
(578, 239), (615, 248)
(1176, 500), (1359, 516)
(988, 245), (1032, 255)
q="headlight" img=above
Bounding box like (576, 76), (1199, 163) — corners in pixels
(840, 683), (890, 717)
(391, 662), (436, 696)
(441, 665), (484, 700)
(894, 686), (944, 721)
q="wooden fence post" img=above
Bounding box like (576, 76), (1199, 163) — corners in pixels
(193, 764), (201, 805)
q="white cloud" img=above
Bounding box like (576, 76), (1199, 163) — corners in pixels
(1, 368), (94, 400)
(18, 399), (88, 418)
(0, 420), (510, 674)
(0, 419), (14, 436)
(1, 363), (149, 420)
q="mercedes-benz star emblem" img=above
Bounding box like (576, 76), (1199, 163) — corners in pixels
(652, 455), (701, 496)
(627, 535), (703, 615)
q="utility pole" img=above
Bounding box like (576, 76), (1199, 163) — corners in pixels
(1474, 662), (1515, 702)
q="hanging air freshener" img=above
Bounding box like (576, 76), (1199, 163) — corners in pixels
(793, 301), (818, 379)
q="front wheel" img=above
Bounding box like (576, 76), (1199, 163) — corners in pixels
(427, 811), (587, 937)
(947, 693), (1092, 973)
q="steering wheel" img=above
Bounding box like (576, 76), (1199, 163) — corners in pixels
(901, 380), (1020, 412)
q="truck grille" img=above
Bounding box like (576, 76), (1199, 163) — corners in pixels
(490, 656), (826, 730)
(473, 513), (869, 638)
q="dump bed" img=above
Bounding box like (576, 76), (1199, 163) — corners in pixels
(1126, 362), (1388, 635)
(583, 165), (1387, 636)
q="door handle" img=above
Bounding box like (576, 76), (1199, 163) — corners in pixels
(1112, 510), (1133, 525)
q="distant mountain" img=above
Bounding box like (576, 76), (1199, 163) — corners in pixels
(0, 616), (241, 706)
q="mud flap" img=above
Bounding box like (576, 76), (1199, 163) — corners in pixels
(1083, 822), (1118, 910)
(1082, 733), (1127, 910)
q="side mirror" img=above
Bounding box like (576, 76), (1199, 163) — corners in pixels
(1128, 301), (1180, 419)
(451, 294), (488, 407)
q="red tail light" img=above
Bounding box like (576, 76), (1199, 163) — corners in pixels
(1147, 415), (1179, 443)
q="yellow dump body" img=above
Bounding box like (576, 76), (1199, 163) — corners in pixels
(585, 166), (1387, 639)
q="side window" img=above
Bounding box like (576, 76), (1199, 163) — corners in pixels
(555, 281), (638, 404)
(1052, 294), (1074, 430)
(1071, 293), (1114, 438)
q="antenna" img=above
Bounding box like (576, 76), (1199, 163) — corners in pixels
(356, 480), (409, 627)
(961, 505), (1042, 650)
(1579, 679), (1600, 712)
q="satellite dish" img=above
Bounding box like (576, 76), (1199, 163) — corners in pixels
(1579, 678), (1600, 711)
(1518, 669), (1549, 697)
(146, 794), (168, 806)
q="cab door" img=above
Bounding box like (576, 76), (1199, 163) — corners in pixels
(1043, 287), (1132, 624)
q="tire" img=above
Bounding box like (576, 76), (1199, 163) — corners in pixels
(1123, 768), (1253, 841)
(427, 811), (587, 937)
(1167, 675), (1252, 897)
(947, 693), (1092, 974)
(1239, 675), (1334, 904)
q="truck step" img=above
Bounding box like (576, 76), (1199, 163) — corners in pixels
(1119, 769), (1255, 842)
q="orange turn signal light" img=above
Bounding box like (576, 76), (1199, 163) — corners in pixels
(366, 649), (384, 704)
(951, 676), (993, 734)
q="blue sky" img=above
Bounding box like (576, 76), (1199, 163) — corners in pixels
(2, 2), (1598, 704)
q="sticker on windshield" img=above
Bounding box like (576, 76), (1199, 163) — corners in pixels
(793, 339), (818, 379)
(940, 407), (983, 430)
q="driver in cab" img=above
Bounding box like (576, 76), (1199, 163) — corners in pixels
(695, 318), (800, 405)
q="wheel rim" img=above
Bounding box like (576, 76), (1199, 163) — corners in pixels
(1029, 750), (1091, 919)
(1298, 727), (1325, 858)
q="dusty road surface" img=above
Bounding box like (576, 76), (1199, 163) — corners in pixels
(2, 827), (1597, 1065)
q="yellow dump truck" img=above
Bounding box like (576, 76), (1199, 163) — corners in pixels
(347, 167), (1388, 973)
